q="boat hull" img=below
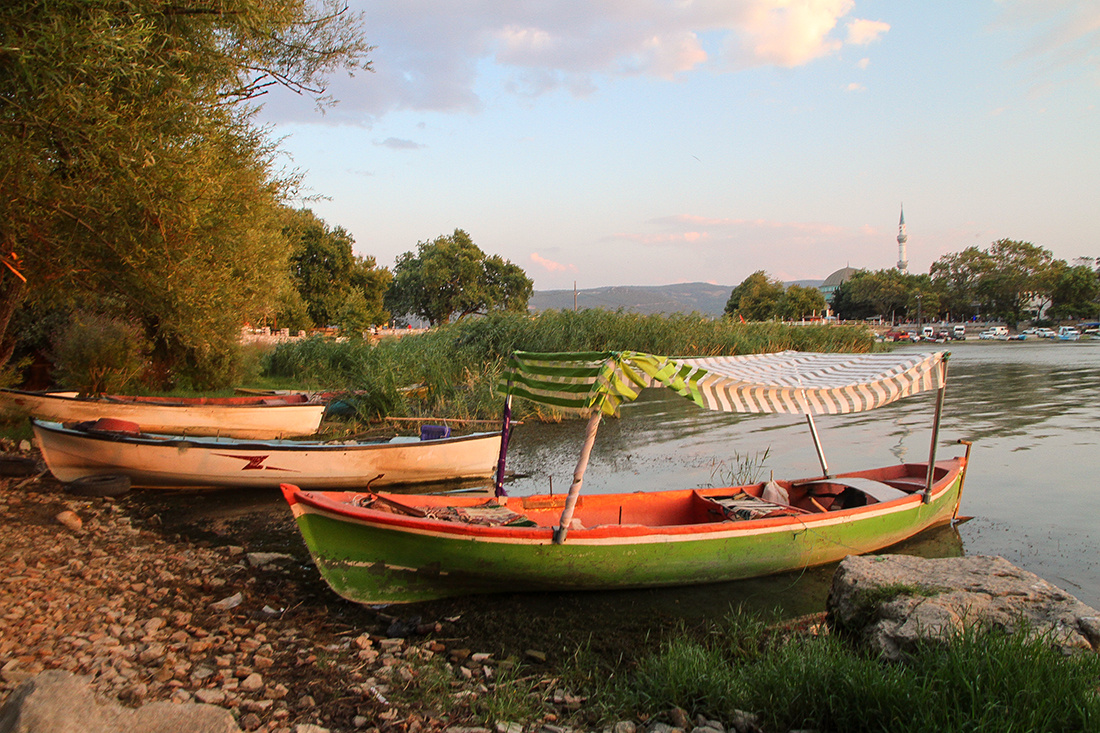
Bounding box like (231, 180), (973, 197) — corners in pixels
(32, 420), (502, 489)
(2, 389), (324, 439)
(282, 458), (967, 604)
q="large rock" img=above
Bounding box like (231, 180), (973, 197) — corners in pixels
(0, 670), (241, 733)
(827, 554), (1100, 661)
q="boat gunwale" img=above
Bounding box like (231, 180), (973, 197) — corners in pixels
(31, 419), (498, 452)
(2, 387), (320, 408)
(281, 457), (964, 543)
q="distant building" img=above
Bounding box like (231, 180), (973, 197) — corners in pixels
(820, 266), (859, 305)
(896, 204), (908, 272)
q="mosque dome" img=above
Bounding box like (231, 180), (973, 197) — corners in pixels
(822, 266), (859, 289)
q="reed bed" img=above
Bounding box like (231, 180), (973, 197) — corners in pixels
(262, 310), (876, 422)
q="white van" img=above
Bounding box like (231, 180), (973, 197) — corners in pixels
(978, 326), (1008, 340)
(952, 325), (967, 340)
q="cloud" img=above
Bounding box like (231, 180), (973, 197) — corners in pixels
(857, 57), (870, 69)
(375, 137), (425, 150)
(846, 82), (866, 92)
(531, 252), (578, 273)
(845, 19), (890, 45)
(994, 1), (1100, 84)
(727, 0), (853, 68)
(259, 0), (883, 123)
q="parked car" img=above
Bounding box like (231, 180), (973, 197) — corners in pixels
(951, 325), (967, 340)
(979, 326), (1009, 340)
(1035, 328), (1056, 339)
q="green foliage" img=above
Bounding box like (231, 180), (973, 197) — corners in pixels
(1048, 264), (1100, 320)
(724, 271), (785, 320)
(778, 284), (827, 320)
(51, 313), (151, 394)
(931, 240), (1061, 326)
(386, 230), (533, 325)
(285, 209), (391, 330)
(263, 310), (876, 422)
(607, 616), (1100, 733)
(0, 0), (372, 385)
(725, 274), (828, 322)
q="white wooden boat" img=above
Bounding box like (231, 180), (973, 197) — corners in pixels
(1, 389), (325, 438)
(32, 418), (503, 490)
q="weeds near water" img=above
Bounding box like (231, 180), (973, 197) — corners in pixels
(602, 614), (1100, 733)
(707, 448), (771, 487)
(261, 311), (876, 424)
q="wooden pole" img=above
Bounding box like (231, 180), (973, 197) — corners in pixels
(494, 393), (512, 497)
(553, 411), (602, 544)
(923, 356), (949, 503)
(806, 412), (830, 477)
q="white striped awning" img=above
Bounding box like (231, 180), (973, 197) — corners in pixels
(501, 350), (946, 416)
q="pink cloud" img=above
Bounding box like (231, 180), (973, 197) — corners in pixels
(531, 252), (578, 273)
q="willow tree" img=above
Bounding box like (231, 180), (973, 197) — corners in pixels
(0, 0), (372, 387)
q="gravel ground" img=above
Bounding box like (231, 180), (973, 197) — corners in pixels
(0, 449), (566, 733)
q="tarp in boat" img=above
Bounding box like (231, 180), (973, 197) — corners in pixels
(501, 350), (946, 417)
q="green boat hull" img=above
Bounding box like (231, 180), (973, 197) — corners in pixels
(286, 462), (965, 604)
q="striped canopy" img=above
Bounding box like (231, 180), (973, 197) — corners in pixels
(501, 350), (946, 417)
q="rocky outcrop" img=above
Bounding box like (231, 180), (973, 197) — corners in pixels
(828, 554), (1100, 661)
(0, 670), (240, 733)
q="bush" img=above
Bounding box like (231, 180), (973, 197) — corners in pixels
(51, 313), (151, 394)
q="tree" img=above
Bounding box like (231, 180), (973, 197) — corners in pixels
(285, 209), (391, 330)
(847, 269), (912, 323)
(930, 247), (991, 321)
(724, 271), (785, 321)
(0, 0), (372, 385)
(830, 277), (877, 320)
(386, 230), (533, 325)
(974, 240), (1056, 326)
(1048, 264), (1100, 321)
(778, 284), (827, 321)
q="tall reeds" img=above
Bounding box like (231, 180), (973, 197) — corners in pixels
(262, 311), (877, 422)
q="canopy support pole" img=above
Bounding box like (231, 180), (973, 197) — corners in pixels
(553, 411), (602, 544)
(493, 392), (513, 497)
(806, 412), (830, 478)
(923, 357), (950, 503)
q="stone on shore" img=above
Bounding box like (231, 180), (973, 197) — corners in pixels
(0, 670), (241, 733)
(828, 554), (1100, 660)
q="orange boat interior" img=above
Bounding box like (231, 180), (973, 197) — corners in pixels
(342, 461), (958, 530)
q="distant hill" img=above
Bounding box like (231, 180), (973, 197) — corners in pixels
(529, 281), (823, 318)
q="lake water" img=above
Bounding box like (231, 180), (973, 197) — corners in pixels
(499, 339), (1100, 611)
(144, 339), (1100, 629)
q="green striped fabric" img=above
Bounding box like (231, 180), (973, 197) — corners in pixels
(501, 351), (707, 416)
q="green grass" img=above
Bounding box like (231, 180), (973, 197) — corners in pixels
(596, 614), (1100, 733)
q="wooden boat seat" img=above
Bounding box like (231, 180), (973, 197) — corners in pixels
(801, 478), (911, 503)
(699, 491), (809, 522)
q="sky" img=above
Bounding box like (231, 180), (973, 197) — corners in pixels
(258, 0), (1099, 291)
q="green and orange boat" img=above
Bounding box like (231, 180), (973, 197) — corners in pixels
(281, 350), (971, 604)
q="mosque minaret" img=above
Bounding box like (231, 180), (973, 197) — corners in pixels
(896, 204), (908, 272)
